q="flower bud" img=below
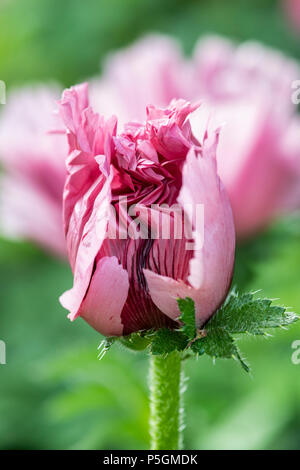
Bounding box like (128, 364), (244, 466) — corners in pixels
(58, 84), (235, 336)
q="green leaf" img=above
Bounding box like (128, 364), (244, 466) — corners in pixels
(151, 328), (189, 356)
(177, 297), (196, 339)
(191, 328), (250, 373)
(207, 290), (298, 335)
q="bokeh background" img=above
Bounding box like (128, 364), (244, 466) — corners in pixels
(1, 0), (300, 450)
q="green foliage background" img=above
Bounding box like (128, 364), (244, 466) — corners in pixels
(0, 0), (300, 450)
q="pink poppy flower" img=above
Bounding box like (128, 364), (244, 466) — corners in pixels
(193, 36), (300, 237)
(0, 85), (67, 256)
(58, 84), (235, 336)
(89, 34), (192, 126)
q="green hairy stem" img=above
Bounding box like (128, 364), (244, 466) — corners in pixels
(149, 351), (185, 450)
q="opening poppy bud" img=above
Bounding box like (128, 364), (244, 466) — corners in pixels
(58, 84), (235, 336)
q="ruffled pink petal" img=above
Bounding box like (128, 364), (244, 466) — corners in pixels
(59, 83), (89, 137)
(146, 100), (200, 160)
(143, 270), (196, 322)
(58, 84), (117, 240)
(180, 144), (235, 295)
(77, 256), (129, 336)
(60, 174), (113, 320)
(145, 144), (235, 326)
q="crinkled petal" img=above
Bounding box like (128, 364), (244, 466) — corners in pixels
(145, 145), (235, 326)
(77, 256), (129, 336)
(60, 174), (113, 319)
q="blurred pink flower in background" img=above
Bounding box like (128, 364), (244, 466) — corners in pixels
(193, 36), (300, 237)
(0, 33), (299, 255)
(283, 0), (300, 33)
(58, 84), (235, 336)
(93, 34), (300, 239)
(89, 34), (192, 126)
(0, 86), (67, 256)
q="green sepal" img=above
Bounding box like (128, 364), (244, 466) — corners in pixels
(191, 329), (250, 372)
(177, 297), (196, 339)
(120, 332), (152, 351)
(99, 289), (297, 375)
(150, 328), (189, 355)
(207, 289), (298, 335)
